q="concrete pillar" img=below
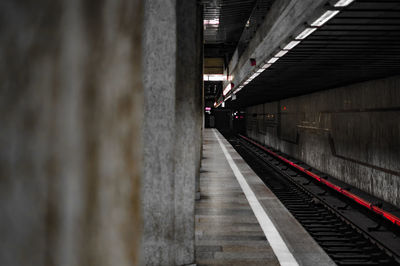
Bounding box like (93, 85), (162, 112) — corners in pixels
(0, 1), (143, 266)
(141, 0), (201, 265)
(175, 0), (203, 263)
(196, 4), (204, 201)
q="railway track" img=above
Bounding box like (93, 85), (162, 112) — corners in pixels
(227, 134), (400, 266)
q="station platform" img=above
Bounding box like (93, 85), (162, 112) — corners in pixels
(195, 129), (336, 266)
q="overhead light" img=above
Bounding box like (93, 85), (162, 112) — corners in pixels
(295, 27), (317, 40)
(204, 19), (219, 25)
(311, 10), (339, 27)
(334, 0), (355, 7)
(261, 63), (271, 69)
(234, 86), (243, 93)
(225, 94), (232, 101)
(274, 50), (288, 57)
(244, 81), (249, 85)
(250, 72), (260, 79)
(283, 40), (301, 50)
(268, 57), (279, 64)
(256, 68), (265, 73)
(203, 74), (225, 81)
(223, 83), (234, 96)
(221, 102), (225, 108)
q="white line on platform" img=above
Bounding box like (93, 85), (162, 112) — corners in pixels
(213, 129), (299, 266)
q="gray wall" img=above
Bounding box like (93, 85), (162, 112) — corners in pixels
(141, 0), (202, 265)
(245, 76), (400, 207)
(0, 0), (143, 265)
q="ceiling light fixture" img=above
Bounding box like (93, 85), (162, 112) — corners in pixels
(295, 27), (317, 40)
(203, 19), (219, 25)
(283, 40), (301, 50)
(261, 63), (272, 69)
(274, 50), (288, 57)
(267, 57), (279, 64)
(203, 74), (225, 81)
(223, 83), (234, 96)
(311, 10), (339, 27)
(334, 0), (355, 7)
(234, 87), (243, 94)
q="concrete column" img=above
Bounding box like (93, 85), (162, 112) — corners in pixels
(196, 4), (204, 201)
(141, 0), (178, 264)
(141, 0), (201, 265)
(0, 1), (143, 266)
(175, 0), (203, 264)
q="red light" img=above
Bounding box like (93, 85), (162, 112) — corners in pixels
(282, 106), (287, 110)
(250, 58), (256, 66)
(235, 116), (238, 119)
(240, 116), (244, 119)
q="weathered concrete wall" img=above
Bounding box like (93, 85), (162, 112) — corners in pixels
(196, 5), (205, 201)
(246, 76), (400, 207)
(0, 1), (143, 266)
(141, 0), (201, 265)
(225, 0), (326, 90)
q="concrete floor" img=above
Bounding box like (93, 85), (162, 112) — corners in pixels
(195, 129), (336, 266)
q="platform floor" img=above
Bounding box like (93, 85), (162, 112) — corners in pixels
(195, 129), (335, 266)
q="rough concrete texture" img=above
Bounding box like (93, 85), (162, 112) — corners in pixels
(0, 1), (143, 266)
(225, 0), (326, 91)
(201, 129), (335, 266)
(141, 0), (201, 265)
(197, 7), (205, 201)
(245, 76), (400, 207)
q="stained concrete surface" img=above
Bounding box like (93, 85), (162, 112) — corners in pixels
(196, 129), (335, 266)
(0, 0), (202, 265)
(246, 75), (400, 208)
(196, 130), (280, 266)
(141, 0), (178, 264)
(141, 0), (202, 265)
(0, 0), (143, 265)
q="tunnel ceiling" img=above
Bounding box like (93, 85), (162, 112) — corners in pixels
(203, 0), (275, 60)
(228, 0), (400, 108)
